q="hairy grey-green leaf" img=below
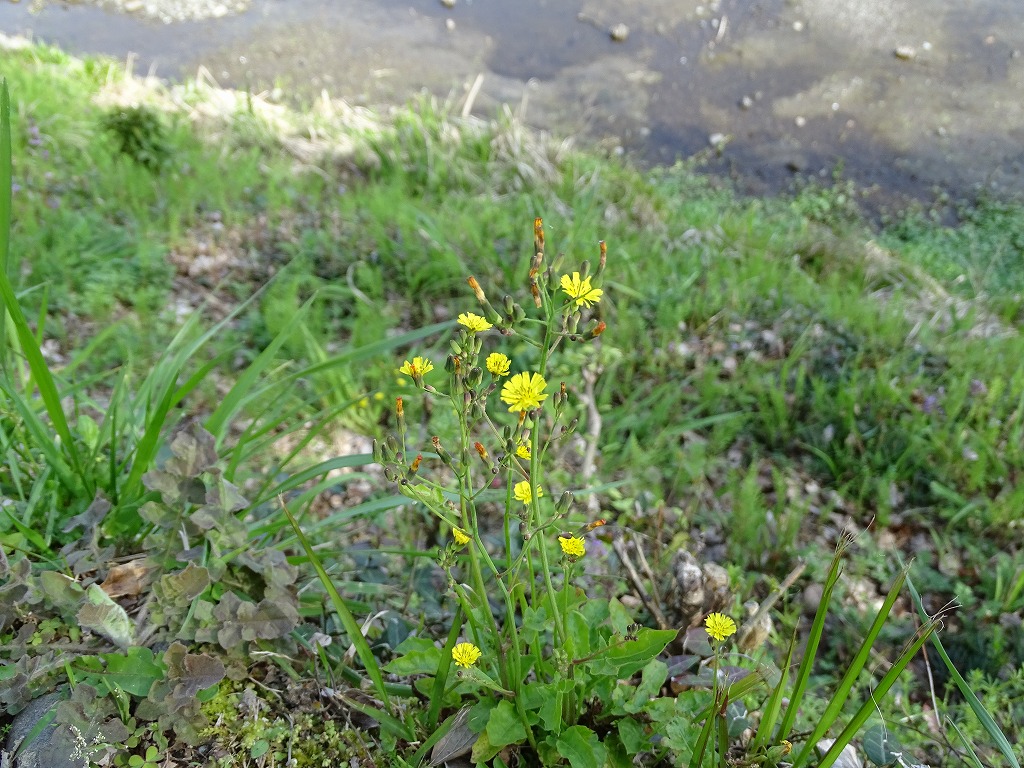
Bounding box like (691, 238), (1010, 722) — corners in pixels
(165, 419), (218, 477)
(61, 493), (111, 534)
(158, 562), (210, 607)
(77, 584), (134, 648)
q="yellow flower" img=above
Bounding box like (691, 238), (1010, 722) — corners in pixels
(500, 372), (548, 413)
(516, 443), (531, 460)
(513, 481), (542, 504)
(457, 312), (493, 333)
(452, 527), (471, 547)
(560, 272), (603, 308)
(452, 642), (482, 668)
(704, 612), (737, 642)
(399, 356), (434, 378)
(558, 535), (586, 559)
(486, 352), (511, 377)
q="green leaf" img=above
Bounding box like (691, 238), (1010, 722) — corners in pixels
(383, 637), (441, 675)
(485, 700), (527, 748)
(617, 717), (647, 755)
(863, 724), (901, 766)
(585, 628), (677, 677)
(77, 584), (134, 649)
(250, 739), (270, 759)
(556, 725), (607, 768)
(101, 648), (164, 697)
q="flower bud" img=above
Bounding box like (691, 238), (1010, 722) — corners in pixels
(467, 366), (483, 388)
(596, 240), (607, 280)
(372, 439), (383, 464)
(503, 294), (516, 316)
(555, 491), (574, 516)
(450, 338), (464, 355)
(467, 275), (487, 303)
(432, 436), (453, 466)
(580, 259), (590, 279)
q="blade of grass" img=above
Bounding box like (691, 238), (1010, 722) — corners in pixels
(816, 619), (939, 768)
(0, 80), (12, 352)
(751, 624), (798, 752)
(776, 533), (852, 740)
(946, 718), (986, 768)
(280, 499), (393, 715)
(791, 560), (911, 768)
(906, 572), (1021, 768)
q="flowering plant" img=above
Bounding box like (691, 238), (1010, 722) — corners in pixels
(376, 220), (678, 763)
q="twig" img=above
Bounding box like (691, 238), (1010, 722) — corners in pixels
(579, 362), (603, 515)
(613, 535), (669, 630)
(461, 73), (484, 119)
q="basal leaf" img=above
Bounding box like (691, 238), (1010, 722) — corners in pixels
(586, 628), (678, 677)
(556, 725), (606, 768)
(77, 584), (133, 648)
(485, 699), (527, 748)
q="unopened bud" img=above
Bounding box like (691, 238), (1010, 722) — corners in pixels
(372, 439), (383, 464)
(467, 275), (487, 303)
(580, 259), (590, 279)
(386, 435), (399, 454)
(450, 338), (464, 355)
(432, 436), (453, 465)
(503, 294), (516, 316)
(555, 491), (574, 516)
(591, 320), (607, 338)
(513, 303), (526, 322)
(467, 366), (483, 388)
(596, 240), (607, 280)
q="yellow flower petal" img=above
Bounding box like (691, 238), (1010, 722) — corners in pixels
(452, 527), (471, 547)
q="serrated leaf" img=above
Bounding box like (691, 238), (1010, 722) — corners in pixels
(486, 699), (527, 748)
(556, 725), (607, 768)
(77, 584), (134, 648)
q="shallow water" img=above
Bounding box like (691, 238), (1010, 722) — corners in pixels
(2, 0), (1022, 202)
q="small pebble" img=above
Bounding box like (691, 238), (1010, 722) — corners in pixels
(794, 115), (806, 127)
(609, 23), (629, 42)
(792, 20), (804, 32)
(894, 45), (916, 60)
(440, 0), (455, 7)
(445, 18), (456, 31)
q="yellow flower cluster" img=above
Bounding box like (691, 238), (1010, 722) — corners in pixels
(452, 527), (471, 547)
